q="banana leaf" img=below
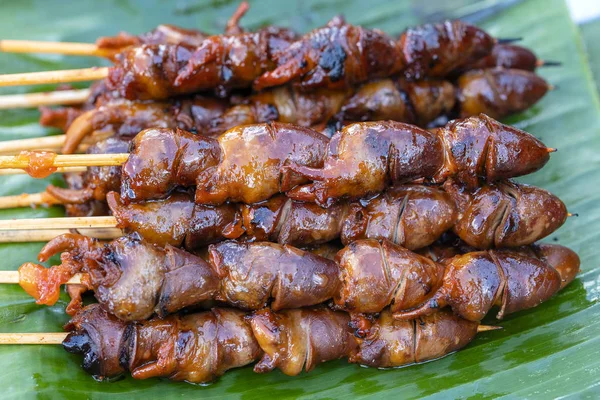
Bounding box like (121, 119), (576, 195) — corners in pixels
(1, 0), (599, 398)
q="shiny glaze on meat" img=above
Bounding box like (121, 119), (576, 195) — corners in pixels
(194, 122), (329, 204)
(458, 68), (549, 119)
(63, 305), (260, 382)
(398, 20), (495, 80)
(62, 304), (480, 382)
(467, 44), (541, 71)
(19, 234), (339, 320)
(105, 18), (495, 99)
(121, 124), (328, 204)
(19, 235), (577, 322)
(285, 114), (551, 206)
(107, 25), (297, 99)
(253, 17), (403, 91)
(446, 180), (568, 248)
(120, 128), (221, 203)
(108, 178), (566, 250)
(394, 242), (580, 321)
(108, 185), (455, 250)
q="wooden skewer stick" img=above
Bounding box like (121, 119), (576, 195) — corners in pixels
(0, 191), (62, 208)
(0, 40), (114, 58)
(0, 152), (128, 169)
(0, 271), (82, 285)
(0, 228), (122, 242)
(0, 130), (111, 155)
(0, 216), (117, 230)
(0, 67), (109, 87)
(0, 135), (99, 155)
(0, 88), (90, 109)
(0, 324), (500, 345)
(0, 166), (87, 175)
(0, 332), (68, 344)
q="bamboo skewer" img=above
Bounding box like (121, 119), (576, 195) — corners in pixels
(0, 67), (109, 87)
(0, 40), (113, 58)
(0, 325), (500, 345)
(0, 134), (99, 155)
(0, 166), (87, 175)
(0, 271), (82, 284)
(0, 333), (69, 344)
(0, 191), (62, 208)
(0, 88), (90, 109)
(0, 228), (122, 242)
(0, 324), (501, 345)
(0, 216), (117, 230)
(0, 152), (128, 169)
(0, 129), (111, 155)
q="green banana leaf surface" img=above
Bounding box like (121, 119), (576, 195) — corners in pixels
(0, 0), (599, 398)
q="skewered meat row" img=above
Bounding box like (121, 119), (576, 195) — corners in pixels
(106, 18), (497, 99)
(50, 67), (548, 156)
(111, 115), (550, 205)
(62, 304), (482, 383)
(18, 233), (577, 322)
(41, 114), (548, 207)
(106, 180), (567, 250)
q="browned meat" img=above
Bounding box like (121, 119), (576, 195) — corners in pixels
(108, 179), (566, 251)
(457, 68), (549, 119)
(393, 242), (580, 321)
(62, 304), (481, 383)
(120, 123), (329, 205)
(46, 137), (129, 206)
(105, 18), (495, 100)
(58, 69), (548, 154)
(285, 114), (551, 206)
(18, 234), (578, 323)
(446, 180), (568, 248)
(108, 185), (457, 250)
(466, 44), (543, 71)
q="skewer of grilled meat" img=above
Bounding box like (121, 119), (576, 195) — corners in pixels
(106, 18), (497, 100)
(52, 67), (548, 155)
(119, 115), (550, 205)
(42, 121), (330, 207)
(62, 304), (484, 383)
(18, 233), (577, 322)
(106, 180), (566, 250)
(1, 114), (553, 212)
(252, 18), (496, 91)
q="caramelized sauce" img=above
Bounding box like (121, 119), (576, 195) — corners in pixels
(17, 151), (57, 178)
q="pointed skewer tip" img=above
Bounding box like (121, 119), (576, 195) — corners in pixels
(496, 37), (522, 44)
(537, 60), (562, 67)
(547, 147), (557, 153)
(567, 212), (579, 217)
(477, 325), (502, 332)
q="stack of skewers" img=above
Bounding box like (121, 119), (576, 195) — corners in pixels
(0, 2), (579, 384)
